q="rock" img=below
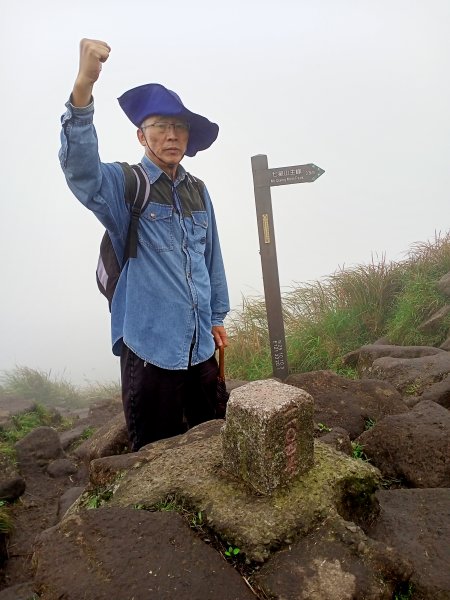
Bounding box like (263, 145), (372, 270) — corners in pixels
(74, 412), (128, 463)
(371, 352), (450, 395)
(319, 427), (353, 456)
(418, 305), (450, 334)
(255, 516), (413, 599)
(221, 380), (314, 494)
(89, 421), (222, 489)
(0, 582), (36, 599)
(342, 344), (443, 370)
(437, 272), (450, 297)
(33, 508), (255, 600)
(285, 370), (408, 439)
(345, 344), (445, 377)
(89, 420), (382, 563)
(367, 488), (450, 599)
(418, 373), (450, 408)
(59, 423), (94, 450)
(0, 474), (25, 503)
(46, 458), (78, 478)
(56, 487), (85, 522)
(0, 396), (36, 427)
(440, 336), (450, 351)
(0, 452), (25, 502)
(14, 426), (64, 468)
(356, 400), (450, 487)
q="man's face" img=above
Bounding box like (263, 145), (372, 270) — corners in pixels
(138, 115), (189, 168)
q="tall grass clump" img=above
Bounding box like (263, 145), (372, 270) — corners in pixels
(0, 367), (83, 408)
(226, 233), (450, 381)
(0, 368), (122, 409)
(386, 233), (450, 345)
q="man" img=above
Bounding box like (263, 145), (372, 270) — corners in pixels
(60, 39), (230, 451)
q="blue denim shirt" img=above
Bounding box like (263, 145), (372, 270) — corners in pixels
(59, 99), (229, 370)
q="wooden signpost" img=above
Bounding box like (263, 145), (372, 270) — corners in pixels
(251, 155), (325, 380)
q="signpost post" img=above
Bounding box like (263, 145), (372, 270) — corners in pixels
(251, 155), (325, 380)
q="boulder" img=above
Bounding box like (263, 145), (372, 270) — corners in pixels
(0, 395), (36, 427)
(370, 352), (450, 395)
(82, 420), (382, 563)
(56, 487), (86, 522)
(14, 426), (64, 468)
(418, 373), (450, 408)
(59, 423), (94, 450)
(74, 412), (128, 463)
(440, 336), (450, 351)
(319, 426), (352, 456)
(0, 454), (25, 502)
(437, 271), (450, 298)
(46, 458), (78, 478)
(33, 508), (255, 600)
(255, 517), (412, 600)
(0, 582), (36, 600)
(342, 344), (444, 376)
(367, 488), (450, 599)
(356, 400), (450, 487)
(285, 370), (408, 439)
(418, 305), (450, 334)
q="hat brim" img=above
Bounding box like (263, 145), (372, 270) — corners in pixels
(118, 83), (218, 157)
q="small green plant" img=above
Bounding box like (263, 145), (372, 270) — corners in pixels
(351, 441), (368, 461)
(190, 511), (203, 527)
(393, 581), (414, 599)
(317, 423), (332, 433)
(224, 545), (240, 558)
(404, 381), (422, 396)
(152, 496), (181, 512)
(85, 489), (113, 509)
(80, 426), (96, 440)
(364, 417), (376, 430)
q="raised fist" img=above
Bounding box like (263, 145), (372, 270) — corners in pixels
(77, 38), (111, 85)
(72, 39), (111, 107)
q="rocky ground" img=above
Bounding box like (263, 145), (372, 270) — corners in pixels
(0, 342), (449, 599)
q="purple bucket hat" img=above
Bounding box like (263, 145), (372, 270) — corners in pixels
(118, 83), (219, 157)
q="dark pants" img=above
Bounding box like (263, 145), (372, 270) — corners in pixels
(120, 344), (218, 451)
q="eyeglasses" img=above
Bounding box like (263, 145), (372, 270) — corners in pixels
(141, 121), (190, 134)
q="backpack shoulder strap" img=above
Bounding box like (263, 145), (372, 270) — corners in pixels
(117, 162), (151, 262)
(186, 172), (206, 209)
(187, 172), (205, 193)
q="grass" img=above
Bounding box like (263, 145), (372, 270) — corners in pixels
(0, 367), (121, 410)
(225, 232), (450, 380)
(0, 501), (13, 534)
(0, 404), (68, 466)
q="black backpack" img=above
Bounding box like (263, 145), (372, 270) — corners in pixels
(96, 162), (205, 310)
(96, 162), (151, 310)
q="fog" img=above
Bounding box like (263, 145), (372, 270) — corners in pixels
(1, 0), (449, 384)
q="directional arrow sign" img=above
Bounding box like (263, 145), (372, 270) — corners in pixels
(253, 163), (325, 188)
(251, 155), (325, 380)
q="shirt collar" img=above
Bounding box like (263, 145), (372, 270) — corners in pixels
(141, 154), (186, 186)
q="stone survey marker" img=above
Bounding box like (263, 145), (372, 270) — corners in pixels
(221, 379), (314, 494)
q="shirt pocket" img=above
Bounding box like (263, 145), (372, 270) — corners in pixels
(139, 202), (174, 252)
(191, 211), (208, 255)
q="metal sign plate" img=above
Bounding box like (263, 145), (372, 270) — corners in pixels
(254, 163), (325, 188)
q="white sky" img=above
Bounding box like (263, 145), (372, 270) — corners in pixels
(1, 0), (449, 385)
